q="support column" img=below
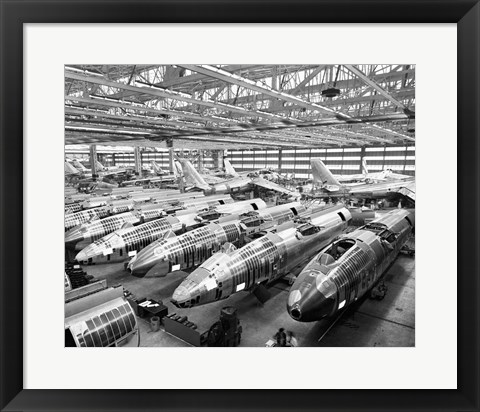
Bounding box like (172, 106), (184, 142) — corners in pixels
(89, 145), (98, 179)
(359, 146), (366, 173)
(168, 141), (174, 174)
(198, 150), (204, 173)
(213, 150), (223, 170)
(134, 146), (142, 176)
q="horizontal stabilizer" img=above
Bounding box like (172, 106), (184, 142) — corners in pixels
(252, 177), (294, 195)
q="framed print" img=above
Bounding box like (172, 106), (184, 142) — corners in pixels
(1, 0), (479, 411)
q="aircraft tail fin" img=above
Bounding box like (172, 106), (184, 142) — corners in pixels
(72, 159), (88, 172)
(65, 161), (80, 175)
(151, 161), (164, 174)
(224, 158), (239, 177)
(95, 160), (105, 171)
(173, 161), (183, 178)
(311, 159), (341, 186)
(177, 158), (209, 189)
(361, 159), (369, 175)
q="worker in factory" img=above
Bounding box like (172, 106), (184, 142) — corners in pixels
(274, 327), (287, 347)
(286, 331), (298, 347)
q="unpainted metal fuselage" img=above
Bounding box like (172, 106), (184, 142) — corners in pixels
(128, 201), (319, 277)
(75, 198), (266, 264)
(65, 201), (135, 232)
(65, 195), (233, 248)
(287, 208), (415, 322)
(171, 205), (351, 308)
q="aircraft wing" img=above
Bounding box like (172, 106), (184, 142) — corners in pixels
(346, 179), (416, 201)
(335, 173), (366, 183)
(335, 174), (388, 183)
(395, 181), (416, 202)
(201, 175), (224, 184)
(251, 177), (295, 196)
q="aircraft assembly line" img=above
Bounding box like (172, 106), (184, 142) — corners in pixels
(64, 64), (415, 348)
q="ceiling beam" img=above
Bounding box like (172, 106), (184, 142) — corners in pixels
(289, 66), (325, 94)
(65, 70), (294, 123)
(179, 64), (341, 117)
(138, 112), (413, 140)
(214, 69), (415, 107)
(65, 108), (327, 148)
(65, 130), (301, 148)
(181, 65), (414, 142)
(65, 96), (242, 126)
(344, 64), (413, 112)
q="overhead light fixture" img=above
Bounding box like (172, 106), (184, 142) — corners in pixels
(321, 87), (341, 98)
(65, 66), (104, 77)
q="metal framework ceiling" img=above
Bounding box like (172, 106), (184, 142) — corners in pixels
(65, 64), (415, 149)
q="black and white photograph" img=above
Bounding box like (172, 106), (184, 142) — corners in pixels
(64, 64), (415, 348)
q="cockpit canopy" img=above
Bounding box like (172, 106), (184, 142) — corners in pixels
(242, 216), (264, 227)
(363, 222), (397, 243)
(318, 239), (356, 263)
(297, 223), (321, 236)
(197, 210), (221, 221)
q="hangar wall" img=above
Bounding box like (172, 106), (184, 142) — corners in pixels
(226, 145), (415, 178)
(65, 145), (415, 178)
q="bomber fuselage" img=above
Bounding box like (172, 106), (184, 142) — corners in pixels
(171, 205), (351, 308)
(128, 202), (311, 277)
(75, 198), (266, 265)
(287, 209), (415, 322)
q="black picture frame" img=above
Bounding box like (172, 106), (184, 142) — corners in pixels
(1, 1), (478, 411)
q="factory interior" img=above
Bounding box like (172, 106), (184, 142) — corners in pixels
(64, 64), (415, 348)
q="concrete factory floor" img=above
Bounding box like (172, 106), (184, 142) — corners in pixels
(80, 253), (415, 347)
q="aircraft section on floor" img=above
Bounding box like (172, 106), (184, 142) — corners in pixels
(64, 64), (415, 348)
(65, 155), (415, 348)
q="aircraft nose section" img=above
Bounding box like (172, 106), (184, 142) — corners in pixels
(171, 285), (192, 306)
(65, 227), (84, 248)
(127, 255), (150, 278)
(75, 249), (88, 263)
(129, 247), (170, 278)
(75, 242), (104, 263)
(287, 272), (337, 322)
(171, 268), (214, 308)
